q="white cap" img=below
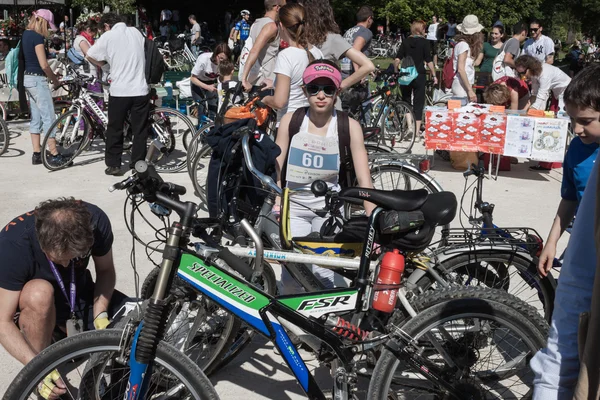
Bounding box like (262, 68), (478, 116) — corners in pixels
(241, 9), (250, 16)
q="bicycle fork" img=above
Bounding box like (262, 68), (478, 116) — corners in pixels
(125, 222), (184, 400)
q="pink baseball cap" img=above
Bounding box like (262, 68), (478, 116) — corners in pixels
(34, 9), (56, 31)
(302, 62), (342, 89)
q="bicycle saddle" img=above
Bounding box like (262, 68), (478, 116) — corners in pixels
(339, 187), (429, 211)
(420, 191), (457, 226)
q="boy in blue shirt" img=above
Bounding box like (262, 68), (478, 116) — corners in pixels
(537, 119), (599, 277)
(532, 64), (600, 399)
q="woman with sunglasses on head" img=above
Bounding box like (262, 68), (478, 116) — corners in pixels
(514, 54), (571, 112)
(275, 60), (374, 291)
(20, 9), (61, 166)
(261, 3), (323, 122)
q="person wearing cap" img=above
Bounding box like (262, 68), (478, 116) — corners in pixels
(451, 15), (485, 102)
(274, 59), (374, 291)
(20, 9), (62, 166)
(231, 10), (251, 66)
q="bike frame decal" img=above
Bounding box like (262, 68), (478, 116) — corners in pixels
(280, 290), (359, 318)
(267, 312), (309, 392)
(177, 254), (271, 335)
(126, 322), (150, 400)
(293, 241), (363, 258)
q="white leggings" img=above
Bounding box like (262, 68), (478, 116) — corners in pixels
(279, 199), (347, 294)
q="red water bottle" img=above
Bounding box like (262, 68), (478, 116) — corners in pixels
(372, 249), (405, 313)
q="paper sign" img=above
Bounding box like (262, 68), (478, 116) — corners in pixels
(479, 113), (507, 154)
(530, 119), (569, 162)
(490, 105), (506, 113)
(503, 116), (535, 157)
(424, 110), (453, 150)
(447, 100), (462, 110)
(527, 109), (546, 117)
(451, 112), (480, 151)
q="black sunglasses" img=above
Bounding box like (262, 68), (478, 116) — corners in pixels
(305, 84), (337, 97)
(530, 28), (539, 32)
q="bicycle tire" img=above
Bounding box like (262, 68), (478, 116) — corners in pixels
(414, 251), (555, 322)
(141, 266), (241, 376)
(369, 286), (548, 400)
(41, 109), (92, 171)
(186, 122), (214, 177)
(3, 329), (219, 400)
(0, 115), (9, 155)
(383, 100), (416, 154)
(190, 143), (213, 202)
(149, 107), (196, 173)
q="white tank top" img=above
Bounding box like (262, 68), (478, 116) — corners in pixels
(286, 111), (340, 196)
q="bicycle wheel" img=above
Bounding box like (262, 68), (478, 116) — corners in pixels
(0, 115), (8, 155)
(141, 267), (242, 376)
(190, 143), (213, 202)
(415, 251), (555, 322)
(370, 286), (548, 400)
(3, 329), (219, 400)
(186, 122), (214, 176)
(41, 109), (92, 171)
(149, 107), (196, 173)
(382, 100), (416, 154)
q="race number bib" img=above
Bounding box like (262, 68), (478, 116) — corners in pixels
(286, 132), (339, 186)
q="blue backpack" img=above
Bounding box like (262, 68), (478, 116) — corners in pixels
(67, 47), (85, 65)
(5, 40), (20, 90)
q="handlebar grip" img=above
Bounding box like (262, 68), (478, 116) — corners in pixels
(159, 182), (187, 196)
(216, 248), (253, 281)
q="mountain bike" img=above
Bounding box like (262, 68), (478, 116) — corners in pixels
(42, 73), (196, 172)
(5, 151), (548, 400)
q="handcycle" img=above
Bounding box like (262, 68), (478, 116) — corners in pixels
(4, 136), (548, 399)
(43, 69), (196, 172)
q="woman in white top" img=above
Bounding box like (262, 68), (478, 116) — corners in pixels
(452, 15), (484, 102)
(262, 3), (323, 121)
(72, 20), (99, 78)
(515, 55), (571, 112)
(190, 43), (231, 121)
(275, 60), (374, 290)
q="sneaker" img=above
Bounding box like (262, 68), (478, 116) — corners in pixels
(105, 166), (123, 176)
(48, 154), (73, 168)
(32, 152), (42, 165)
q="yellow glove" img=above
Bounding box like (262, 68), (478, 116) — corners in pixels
(37, 369), (66, 399)
(93, 311), (110, 330)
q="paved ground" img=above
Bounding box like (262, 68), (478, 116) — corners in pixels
(0, 121), (568, 398)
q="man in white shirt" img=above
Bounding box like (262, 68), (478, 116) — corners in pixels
(523, 19), (555, 64)
(188, 14), (201, 57)
(427, 16), (439, 67)
(87, 13), (149, 176)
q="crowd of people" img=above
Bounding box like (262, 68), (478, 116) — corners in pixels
(2, 2), (600, 399)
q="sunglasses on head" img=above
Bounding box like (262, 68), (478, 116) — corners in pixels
(305, 84), (337, 97)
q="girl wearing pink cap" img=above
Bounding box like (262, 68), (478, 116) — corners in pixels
(21, 9), (61, 165)
(275, 60), (374, 291)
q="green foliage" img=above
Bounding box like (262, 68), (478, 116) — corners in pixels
(70, 0), (136, 16)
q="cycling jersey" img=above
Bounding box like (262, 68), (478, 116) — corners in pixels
(235, 20), (250, 41)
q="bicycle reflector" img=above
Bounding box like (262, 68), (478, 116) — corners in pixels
(419, 158), (431, 173)
(224, 98), (269, 126)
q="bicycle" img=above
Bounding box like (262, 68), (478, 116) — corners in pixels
(5, 139), (548, 399)
(43, 72), (196, 172)
(0, 113), (9, 156)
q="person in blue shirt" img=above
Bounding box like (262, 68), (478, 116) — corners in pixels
(531, 63), (600, 399)
(538, 131), (599, 276)
(231, 10), (251, 65)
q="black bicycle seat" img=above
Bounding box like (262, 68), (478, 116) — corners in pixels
(420, 192), (457, 226)
(339, 187), (428, 211)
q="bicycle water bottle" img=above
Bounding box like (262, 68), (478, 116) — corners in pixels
(340, 57), (352, 74)
(165, 81), (173, 101)
(372, 249), (404, 313)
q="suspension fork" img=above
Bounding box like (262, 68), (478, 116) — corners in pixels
(125, 222), (186, 400)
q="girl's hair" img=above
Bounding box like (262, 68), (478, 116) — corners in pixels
(491, 25), (505, 42)
(303, 0), (339, 47)
(211, 43), (232, 63)
(77, 19), (98, 34)
(27, 14), (49, 37)
(279, 3), (314, 62)
(514, 55), (543, 76)
(484, 83), (511, 106)
(454, 32), (484, 59)
(410, 20), (426, 36)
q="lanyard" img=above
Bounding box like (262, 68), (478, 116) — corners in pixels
(48, 259), (76, 317)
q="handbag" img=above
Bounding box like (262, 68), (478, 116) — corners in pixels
(67, 47), (85, 65)
(398, 56), (418, 86)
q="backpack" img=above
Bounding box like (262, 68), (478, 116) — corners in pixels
(282, 107), (352, 188)
(67, 47), (85, 65)
(492, 38), (519, 81)
(442, 46), (455, 89)
(5, 40), (21, 90)
(144, 38), (165, 84)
